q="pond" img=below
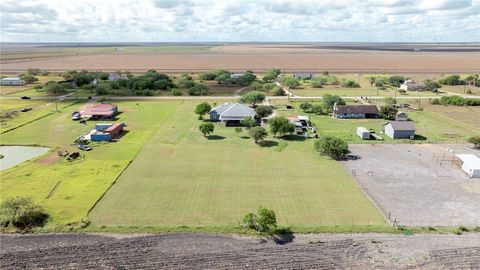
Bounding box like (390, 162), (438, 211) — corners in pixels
(0, 146), (50, 171)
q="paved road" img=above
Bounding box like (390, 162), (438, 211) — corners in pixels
(3, 95), (477, 101)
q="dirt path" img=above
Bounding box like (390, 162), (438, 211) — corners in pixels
(1, 233), (479, 269)
(275, 81), (298, 97)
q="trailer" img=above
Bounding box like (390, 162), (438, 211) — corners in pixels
(356, 127), (371, 140)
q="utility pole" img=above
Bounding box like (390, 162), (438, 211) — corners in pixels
(55, 89), (59, 112)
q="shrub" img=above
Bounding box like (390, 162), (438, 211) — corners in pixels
(282, 76), (300, 89)
(467, 136), (480, 149)
(439, 75), (463, 85)
(188, 83), (209, 96)
(243, 207), (277, 233)
(388, 75), (405, 87)
(0, 197), (49, 230)
(271, 87), (285, 96)
(171, 88), (182, 96)
(20, 75), (38, 84)
(240, 116), (257, 128)
(249, 126), (268, 144)
(341, 79), (360, 88)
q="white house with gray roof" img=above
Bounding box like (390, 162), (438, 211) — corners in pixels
(209, 103), (256, 122)
(1, 78), (25, 86)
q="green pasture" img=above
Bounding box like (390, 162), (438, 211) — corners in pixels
(89, 101), (385, 228)
(0, 101), (180, 225)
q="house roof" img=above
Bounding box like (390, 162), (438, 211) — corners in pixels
(1, 77), (23, 81)
(104, 123), (123, 133)
(455, 154), (480, 169)
(210, 103), (255, 119)
(387, 121), (415, 131)
(334, 105), (379, 115)
(82, 103), (117, 116)
(220, 103), (256, 118)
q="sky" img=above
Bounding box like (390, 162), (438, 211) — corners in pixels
(0, 0), (479, 42)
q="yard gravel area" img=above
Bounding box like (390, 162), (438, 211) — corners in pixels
(1, 233), (479, 269)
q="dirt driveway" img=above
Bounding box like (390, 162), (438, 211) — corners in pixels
(342, 144), (480, 226)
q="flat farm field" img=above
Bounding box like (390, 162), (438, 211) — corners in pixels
(89, 101), (385, 229)
(2, 44), (479, 73)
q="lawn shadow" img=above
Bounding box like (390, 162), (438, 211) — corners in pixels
(281, 134), (306, 141)
(239, 136), (250, 139)
(413, 134), (427, 141)
(259, 140), (279, 147)
(206, 135), (225, 140)
(272, 227), (295, 245)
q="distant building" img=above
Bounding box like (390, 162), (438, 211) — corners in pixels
(108, 73), (122, 81)
(333, 104), (379, 119)
(293, 73), (313, 80)
(384, 121), (415, 139)
(230, 73), (244, 79)
(395, 112), (408, 121)
(0, 78), (25, 86)
(400, 79), (426, 91)
(209, 103), (256, 123)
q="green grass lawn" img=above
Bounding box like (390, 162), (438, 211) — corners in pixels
(0, 99), (77, 133)
(89, 101), (386, 229)
(0, 101), (180, 226)
(283, 101), (479, 143)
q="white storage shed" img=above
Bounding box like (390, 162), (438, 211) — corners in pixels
(356, 127), (371, 139)
(455, 154), (480, 178)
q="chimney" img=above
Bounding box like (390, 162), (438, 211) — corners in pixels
(333, 102), (338, 111)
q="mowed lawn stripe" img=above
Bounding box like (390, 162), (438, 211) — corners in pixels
(90, 101), (385, 228)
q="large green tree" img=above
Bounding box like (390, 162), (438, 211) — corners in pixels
(240, 91), (266, 107)
(249, 126), (268, 144)
(314, 135), (349, 160)
(269, 116), (295, 138)
(255, 105), (273, 118)
(198, 123), (214, 137)
(379, 105), (398, 120)
(194, 102), (211, 120)
(322, 94), (345, 111)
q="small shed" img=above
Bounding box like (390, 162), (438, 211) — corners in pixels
(384, 121), (415, 139)
(91, 132), (111, 141)
(455, 154), (480, 178)
(395, 112), (408, 121)
(104, 123), (124, 138)
(357, 127), (371, 139)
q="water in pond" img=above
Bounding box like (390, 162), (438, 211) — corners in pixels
(0, 146), (50, 171)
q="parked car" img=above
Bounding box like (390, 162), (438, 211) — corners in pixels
(20, 96), (31, 99)
(20, 108), (32, 112)
(78, 145), (92, 151)
(71, 112), (81, 120)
